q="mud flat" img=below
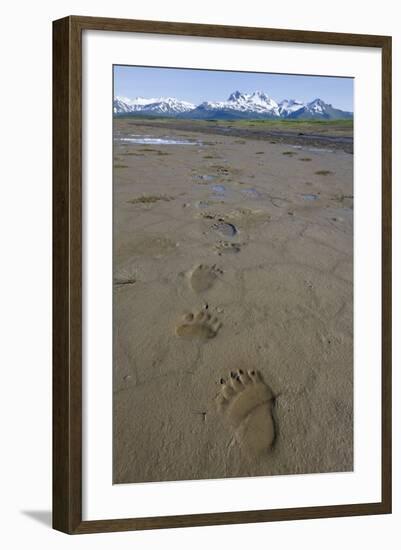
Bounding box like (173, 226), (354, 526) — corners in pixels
(117, 116), (354, 153)
(113, 118), (353, 484)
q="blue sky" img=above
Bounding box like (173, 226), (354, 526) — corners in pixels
(114, 65), (353, 111)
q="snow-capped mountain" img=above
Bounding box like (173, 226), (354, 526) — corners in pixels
(113, 96), (195, 116)
(187, 90), (280, 119)
(278, 99), (305, 117)
(113, 98), (134, 114)
(113, 96), (161, 113)
(114, 92), (353, 120)
(285, 98), (353, 120)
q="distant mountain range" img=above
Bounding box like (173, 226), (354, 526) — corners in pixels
(114, 90), (353, 120)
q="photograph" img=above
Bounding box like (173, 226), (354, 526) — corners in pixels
(112, 65), (354, 485)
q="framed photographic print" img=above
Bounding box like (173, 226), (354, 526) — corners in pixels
(52, 16), (392, 534)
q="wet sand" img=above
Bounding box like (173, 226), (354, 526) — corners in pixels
(113, 118), (353, 484)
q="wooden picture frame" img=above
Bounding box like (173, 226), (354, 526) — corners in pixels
(53, 15), (392, 534)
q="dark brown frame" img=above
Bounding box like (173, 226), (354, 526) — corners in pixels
(53, 15), (392, 534)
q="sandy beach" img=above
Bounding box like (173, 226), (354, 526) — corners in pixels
(113, 118), (353, 484)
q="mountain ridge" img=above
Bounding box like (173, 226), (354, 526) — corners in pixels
(114, 90), (353, 120)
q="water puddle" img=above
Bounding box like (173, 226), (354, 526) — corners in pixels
(119, 136), (200, 146)
(211, 184), (226, 196)
(241, 188), (261, 199)
(307, 147), (334, 153)
(302, 194), (319, 201)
